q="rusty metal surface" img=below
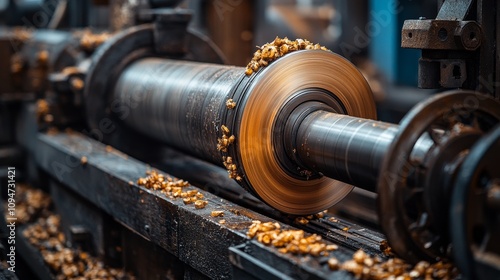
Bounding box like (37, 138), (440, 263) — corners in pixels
(401, 19), (481, 51)
(402, 0), (498, 97)
(418, 58), (467, 88)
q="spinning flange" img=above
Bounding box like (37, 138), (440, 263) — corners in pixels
(224, 50), (376, 214)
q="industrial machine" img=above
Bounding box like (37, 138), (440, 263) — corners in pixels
(1, 0), (499, 279)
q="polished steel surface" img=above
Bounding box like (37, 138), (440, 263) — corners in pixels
(296, 110), (398, 192)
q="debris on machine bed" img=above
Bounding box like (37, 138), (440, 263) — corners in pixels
(4, 185), (135, 279)
(23, 214), (135, 280)
(246, 220), (339, 256)
(4, 184), (51, 224)
(248, 214), (459, 280)
(245, 36), (330, 75)
(136, 170), (208, 209)
(23, 214), (135, 279)
(330, 249), (458, 280)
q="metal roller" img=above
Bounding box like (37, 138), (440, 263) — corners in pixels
(112, 50), (376, 215)
(111, 50), (500, 216)
(114, 58), (241, 164)
(98, 47), (500, 263)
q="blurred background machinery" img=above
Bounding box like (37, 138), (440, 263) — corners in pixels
(0, 0), (499, 279)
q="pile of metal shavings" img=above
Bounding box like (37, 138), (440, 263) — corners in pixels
(245, 36), (331, 76)
(216, 124), (242, 181)
(247, 220), (338, 256)
(9, 28), (31, 73)
(249, 212), (458, 279)
(217, 125), (235, 153)
(77, 29), (111, 52)
(379, 240), (394, 257)
(293, 210), (328, 225)
(226, 98), (236, 109)
(136, 170), (208, 209)
(211, 210), (226, 224)
(328, 249), (459, 280)
(23, 215), (135, 280)
(3, 184), (51, 225)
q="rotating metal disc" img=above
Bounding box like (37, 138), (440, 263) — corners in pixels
(237, 50), (376, 214)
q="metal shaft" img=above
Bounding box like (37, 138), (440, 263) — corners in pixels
(294, 110), (433, 192)
(295, 110), (398, 192)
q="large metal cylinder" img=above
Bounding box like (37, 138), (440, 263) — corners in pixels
(111, 52), (414, 212)
(112, 56), (403, 192)
(114, 58), (243, 164)
(111, 55), (439, 195)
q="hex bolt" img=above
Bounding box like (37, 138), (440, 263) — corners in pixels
(454, 21), (482, 51)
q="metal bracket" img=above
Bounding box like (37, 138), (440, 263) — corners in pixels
(436, 0), (474, 20)
(400, 0), (486, 90)
(418, 58), (467, 88)
(402, 19), (482, 51)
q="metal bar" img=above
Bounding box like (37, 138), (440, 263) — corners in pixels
(295, 110), (433, 192)
(295, 110), (398, 192)
(114, 57), (396, 192)
(112, 56), (430, 195)
(436, 0), (473, 20)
